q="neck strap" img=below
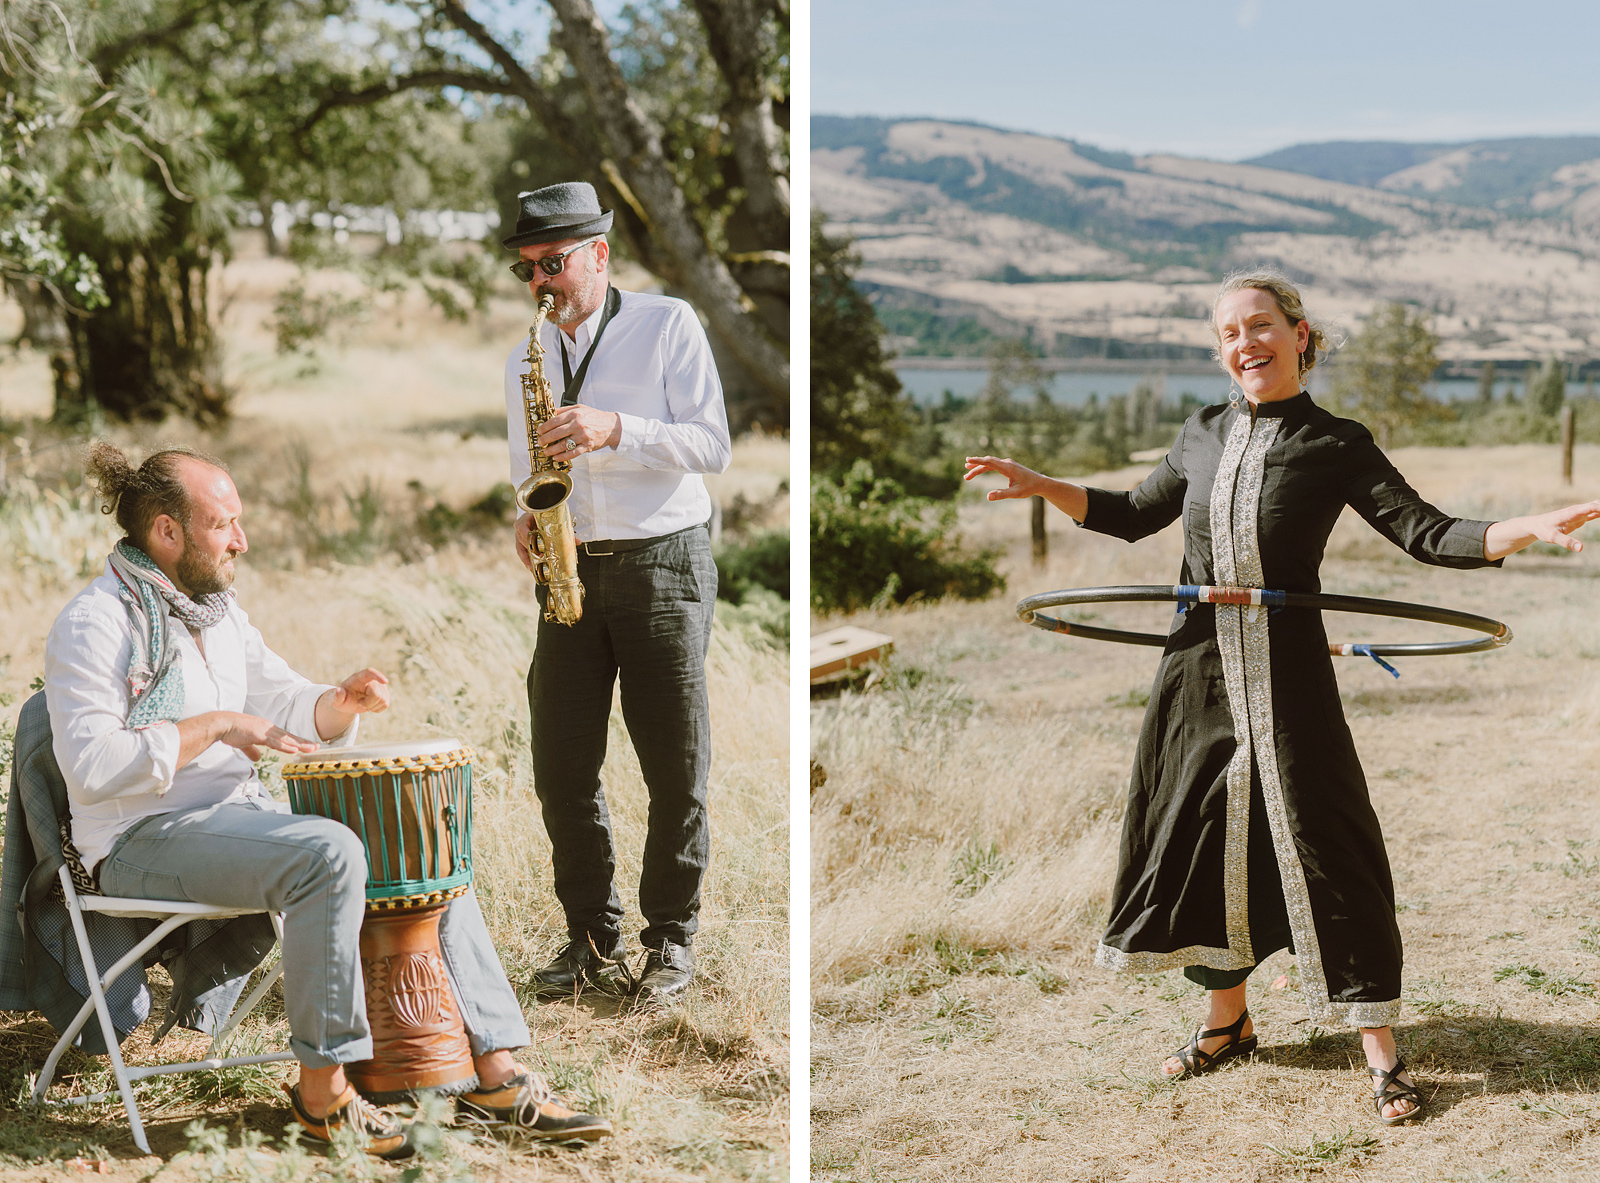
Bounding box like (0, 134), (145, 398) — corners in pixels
(558, 284), (623, 407)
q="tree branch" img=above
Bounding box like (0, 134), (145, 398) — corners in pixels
(547, 0), (789, 410)
(688, 0), (789, 249)
(92, 0), (215, 76)
(433, 0), (667, 277)
(293, 68), (522, 138)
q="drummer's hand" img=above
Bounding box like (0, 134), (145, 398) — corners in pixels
(211, 713), (319, 764)
(331, 668), (390, 714)
(314, 670), (389, 742)
(964, 456), (1048, 500)
(514, 511), (536, 574)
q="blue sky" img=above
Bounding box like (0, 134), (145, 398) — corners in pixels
(812, 1), (1600, 160)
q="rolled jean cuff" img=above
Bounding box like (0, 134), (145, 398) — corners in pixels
(466, 1024), (531, 1058)
(290, 1034), (375, 1069)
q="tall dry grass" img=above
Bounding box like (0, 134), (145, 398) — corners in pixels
(0, 252), (789, 1181)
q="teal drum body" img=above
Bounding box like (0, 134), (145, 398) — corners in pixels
(281, 739), (475, 909)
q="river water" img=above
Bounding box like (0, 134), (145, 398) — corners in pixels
(894, 366), (1492, 408)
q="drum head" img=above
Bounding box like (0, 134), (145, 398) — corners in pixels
(281, 738), (467, 765)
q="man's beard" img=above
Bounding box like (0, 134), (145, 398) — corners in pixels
(546, 266), (603, 325)
(176, 529), (236, 597)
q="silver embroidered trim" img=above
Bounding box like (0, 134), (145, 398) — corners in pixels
(1095, 941), (1253, 975)
(1210, 408), (1372, 1029)
(1325, 999), (1403, 1028)
(1208, 410), (1262, 968)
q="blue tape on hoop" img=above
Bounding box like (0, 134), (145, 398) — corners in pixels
(1351, 644), (1401, 679)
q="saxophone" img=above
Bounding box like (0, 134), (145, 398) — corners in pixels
(515, 293), (584, 625)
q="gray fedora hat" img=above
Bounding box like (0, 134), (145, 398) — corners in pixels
(501, 181), (614, 249)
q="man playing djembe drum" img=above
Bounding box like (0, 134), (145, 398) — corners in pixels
(41, 443), (611, 1158)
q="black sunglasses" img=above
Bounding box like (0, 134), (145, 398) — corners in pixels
(509, 237), (602, 283)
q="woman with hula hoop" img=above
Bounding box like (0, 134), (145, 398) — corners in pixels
(965, 271), (1600, 1124)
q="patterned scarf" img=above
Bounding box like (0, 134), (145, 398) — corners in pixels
(107, 539), (234, 728)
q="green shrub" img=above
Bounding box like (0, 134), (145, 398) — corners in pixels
(412, 481), (517, 549)
(811, 461), (1004, 614)
(715, 530), (789, 604)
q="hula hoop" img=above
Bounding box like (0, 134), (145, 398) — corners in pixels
(1017, 585), (1512, 673)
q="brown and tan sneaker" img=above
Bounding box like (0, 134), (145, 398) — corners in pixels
(455, 1071), (612, 1141)
(283, 1082), (415, 1160)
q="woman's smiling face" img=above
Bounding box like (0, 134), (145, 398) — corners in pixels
(1215, 287), (1311, 404)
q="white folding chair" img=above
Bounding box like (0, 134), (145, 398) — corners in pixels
(31, 863), (296, 1154)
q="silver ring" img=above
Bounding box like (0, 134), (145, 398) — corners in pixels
(567, 438), (580, 451)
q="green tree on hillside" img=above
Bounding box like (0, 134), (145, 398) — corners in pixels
(809, 214), (911, 475)
(1328, 302), (1442, 450)
(1476, 359), (1497, 405)
(1531, 355), (1567, 417)
(975, 339), (1057, 563)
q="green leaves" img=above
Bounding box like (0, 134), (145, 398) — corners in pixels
(1327, 302), (1443, 450)
(183, 159), (242, 239)
(811, 461), (1005, 614)
(82, 167), (166, 243)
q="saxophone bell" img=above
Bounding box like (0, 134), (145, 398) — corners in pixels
(514, 469), (572, 515)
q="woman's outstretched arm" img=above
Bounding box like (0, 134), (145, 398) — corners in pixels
(1483, 499), (1600, 561)
(964, 456), (1089, 522)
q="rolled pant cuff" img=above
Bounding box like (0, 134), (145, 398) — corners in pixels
(468, 1028), (531, 1058)
(290, 1035), (375, 1069)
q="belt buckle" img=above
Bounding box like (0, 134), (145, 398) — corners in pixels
(582, 540), (614, 557)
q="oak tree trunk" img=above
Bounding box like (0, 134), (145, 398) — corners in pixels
(57, 238), (228, 425)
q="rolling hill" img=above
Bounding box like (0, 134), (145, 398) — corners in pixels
(814, 116), (1600, 366)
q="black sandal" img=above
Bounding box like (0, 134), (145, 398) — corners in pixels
(1161, 1009), (1257, 1079)
(1370, 1058), (1425, 1125)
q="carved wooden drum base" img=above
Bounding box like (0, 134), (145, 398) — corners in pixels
(348, 905), (478, 1103)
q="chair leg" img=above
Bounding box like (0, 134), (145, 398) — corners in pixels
(33, 908), (193, 1105)
(33, 995), (97, 1103)
(205, 912), (285, 1058)
(56, 868), (151, 1155)
(205, 958), (284, 1058)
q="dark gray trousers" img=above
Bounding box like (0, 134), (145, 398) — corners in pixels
(528, 524), (716, 949)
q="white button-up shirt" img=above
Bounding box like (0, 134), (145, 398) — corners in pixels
(44, 569), (354, 872)
(503, 288), (733, 541)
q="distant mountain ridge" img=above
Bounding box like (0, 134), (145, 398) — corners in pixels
(812, 115), (1600, 364)
(1244, 136), (1600, 213)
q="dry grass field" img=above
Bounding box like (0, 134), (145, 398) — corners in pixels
(0, 247), (789, 1181)
(812, 444), (1600, 1182)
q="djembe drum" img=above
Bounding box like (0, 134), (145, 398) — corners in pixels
(282, 739), (477, 1102)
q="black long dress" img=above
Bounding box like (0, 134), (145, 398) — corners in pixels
(1082, 391), (1498, 1028)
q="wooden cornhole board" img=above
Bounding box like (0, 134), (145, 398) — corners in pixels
(810, 626), (894, 684)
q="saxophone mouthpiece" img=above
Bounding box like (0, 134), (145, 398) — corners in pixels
(537, 293), (556, 316)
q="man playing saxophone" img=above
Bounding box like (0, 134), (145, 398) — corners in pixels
(501, 182), (732, 1003)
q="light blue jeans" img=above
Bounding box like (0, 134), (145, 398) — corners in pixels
(99, 798), (529, 1068)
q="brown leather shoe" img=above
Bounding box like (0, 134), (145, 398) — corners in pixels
(455, 1071), (612, 1141)
(283, 1083), (414, 1160)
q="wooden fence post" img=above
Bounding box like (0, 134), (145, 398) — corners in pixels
(1561, 404), (1575, 485)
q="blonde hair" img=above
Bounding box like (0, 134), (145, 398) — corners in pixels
(1210, 268), (1329, 376)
